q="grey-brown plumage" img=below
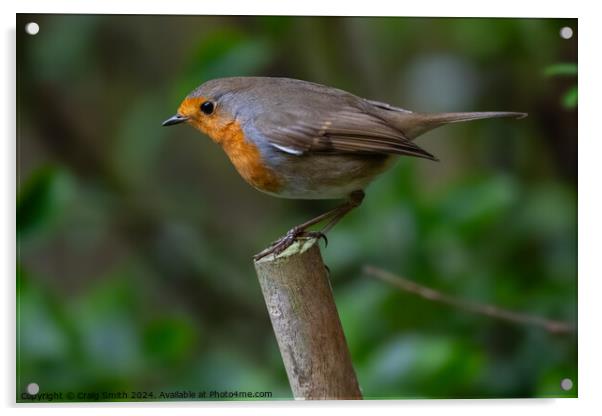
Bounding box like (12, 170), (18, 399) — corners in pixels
(194, 77), (526, 163)
(165, 76), (527, 258)
(168, 76), (526, 199)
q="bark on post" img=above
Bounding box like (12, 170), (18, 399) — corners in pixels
(253, 238), (362, 400)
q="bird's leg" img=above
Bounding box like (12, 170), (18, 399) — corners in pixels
(253, 190), (365, 261)
(314, 190), (365, 235)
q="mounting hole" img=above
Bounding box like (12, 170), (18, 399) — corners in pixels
(560, 378), (573, 391)
(26, 382), (40, 395)
(560, 26), (573, 39)
(25, 22), (39, 36)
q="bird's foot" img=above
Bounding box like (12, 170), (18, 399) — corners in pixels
(253, 227), (327, 261)
(253, 190), (363, 262)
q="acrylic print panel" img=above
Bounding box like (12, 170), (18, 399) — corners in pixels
(16, 14), (577, 402)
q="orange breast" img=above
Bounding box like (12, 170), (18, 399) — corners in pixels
(216, 121), (283, 194)
(179, 97), (283, 194)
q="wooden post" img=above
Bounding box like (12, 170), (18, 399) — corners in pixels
(253, 238), (362, 400)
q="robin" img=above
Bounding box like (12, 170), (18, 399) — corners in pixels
(163, 77), (526, 260)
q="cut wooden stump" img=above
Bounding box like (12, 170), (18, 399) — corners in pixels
(254, 238), (362, 400)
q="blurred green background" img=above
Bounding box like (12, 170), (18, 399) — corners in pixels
(16, 15), (577, 401)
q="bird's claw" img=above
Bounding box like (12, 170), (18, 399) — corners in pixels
(298, 230), (328, 247)
(253, 228), (328, 261)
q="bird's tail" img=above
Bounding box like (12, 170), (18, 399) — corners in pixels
(390, 111), (527, 140)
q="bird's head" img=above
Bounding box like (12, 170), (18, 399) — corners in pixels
(162, 77), (254, 142)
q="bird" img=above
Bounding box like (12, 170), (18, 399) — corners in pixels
(163, 77), (526, 260)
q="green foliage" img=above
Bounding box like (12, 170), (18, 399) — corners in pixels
(143, 317), (198, 365)
(176, 29), (273, 98)
(544, 63), (577, 77)
(17, 166), (74, 237)
(562, 86), (578, 108)
(545, 63), (578, 109)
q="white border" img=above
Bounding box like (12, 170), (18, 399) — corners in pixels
(10, 0), (582, 17)
(3, 1), (599, 415)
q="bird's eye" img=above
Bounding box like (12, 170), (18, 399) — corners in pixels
(200, 101), (215, 115)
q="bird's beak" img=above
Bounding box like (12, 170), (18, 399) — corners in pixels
(162, 114), (189, 126)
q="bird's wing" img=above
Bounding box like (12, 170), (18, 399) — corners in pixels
(250, 106), (437, 160)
